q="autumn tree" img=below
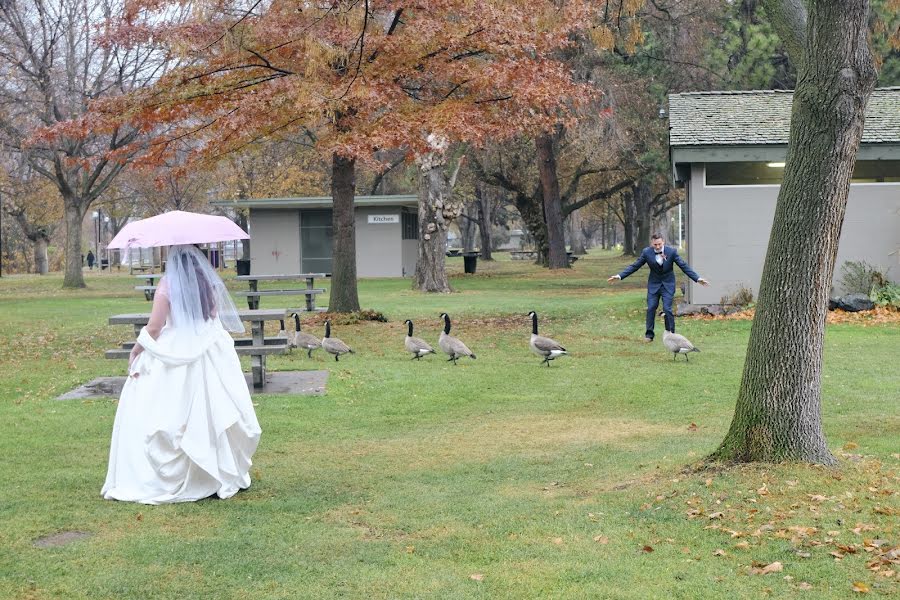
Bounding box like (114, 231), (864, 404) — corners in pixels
(0, 0), (173, 287)
(0, 161), (61, 274)
(103, 1), (596, 303)
(712, 0), (879, 464)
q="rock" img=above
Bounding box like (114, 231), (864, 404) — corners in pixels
(700, 305), (725, 316)
(828, 297), (839, 311)
(676, 302), (704, 316)
(836, 293), (875, 312)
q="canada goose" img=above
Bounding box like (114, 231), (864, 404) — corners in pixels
(527, 311), (567, 366)
(662, 329), (700, 361)
(278, 319), (288, 343)
(403, 319), (435, 360)
(438, 313), (476, 365)
(322, 320), (354, 361)
(290, 312), (321, 358)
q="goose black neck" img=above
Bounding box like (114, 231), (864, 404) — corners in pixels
(325, 322), (331, 338)
(443, 315), (451, 334)
(293, 313), (301, 331)
(407, 321), (414, 336)
(531, 312), (538, 335)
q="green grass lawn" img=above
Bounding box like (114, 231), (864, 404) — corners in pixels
(1, 251), (897, 599)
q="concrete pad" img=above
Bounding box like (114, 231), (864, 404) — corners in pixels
(57, 371), (328, 400)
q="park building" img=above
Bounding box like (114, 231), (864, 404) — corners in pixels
(210, 195), (419, 277)
(668, 87), (900, 305)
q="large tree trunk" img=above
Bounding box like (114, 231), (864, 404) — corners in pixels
(621, 191), (636, 256)
(328, 153), (361, 313)
(568, 207), (587, 255)
(461, 203), (478, 253)
(62, 201), (86, 288)
(414, 137), (463, 293)
(713, 0), (877, 465)
(635, 182), (652, 250)
(33, 237), (49, 275)
(535, 132), (569, 269)
(475, 183), (493, 261)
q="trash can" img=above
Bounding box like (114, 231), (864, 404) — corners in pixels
(236, 259), (251, 276)
(463, 252), (478, 274)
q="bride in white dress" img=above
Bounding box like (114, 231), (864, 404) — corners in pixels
(102, 244), (261, 504)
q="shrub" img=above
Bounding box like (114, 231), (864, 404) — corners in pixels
(838, 261), (886, 295)
(720, 284), (754, 307)
(872, 282), (900, 309)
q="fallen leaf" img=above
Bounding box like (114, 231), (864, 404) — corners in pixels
(798, 582), (813, 590)
(751, 561), (783, 575)
(843, 442), (859, 450)
(469, 574), (484, 582)
(687, 423), (698, 431)
(714, 549), (726, 556)
(830, 551), (845, 560)
(593, 535), (609, 544)
(808, 494), (827, 502)
(642, 545), (654, 553)
(136, 513), (143, 522)
(709, 512), (724, 520)
(552, 537), (564, 545)
(851, 581), (870, 593)
(734, 541), (751, 550)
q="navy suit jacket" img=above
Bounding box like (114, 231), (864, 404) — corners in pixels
(618, 246), (699, 295)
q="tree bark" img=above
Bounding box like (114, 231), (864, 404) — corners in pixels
(635, 182), (652, 250)
(621, 191), (636, 256)
(535, 132), (569, 269)
(62, 201), (87, 288)
(714, 0), (877, 465)
(460, 203), (478, 253)
(568, 207), (588, 255)
(328, 153), (361, 313)
(475, 183), (493, 260)
(33, 237), (49, 275)
(414, 137), (464, 293)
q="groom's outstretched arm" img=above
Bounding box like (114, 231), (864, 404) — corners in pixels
(673, 250), (708, 285)
(613, 253), (647, 281)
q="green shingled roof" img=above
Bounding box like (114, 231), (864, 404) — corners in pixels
(668, 87), (900, 147)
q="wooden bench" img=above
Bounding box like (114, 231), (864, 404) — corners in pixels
(510, 250), (538, 260)
(235, 273), (329, 311)
(106, 309), (289, 389)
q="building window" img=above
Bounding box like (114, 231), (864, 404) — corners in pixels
(706, 160), (900, 186)
(300, 209), (333, 274)
(402, 211), (418, 240)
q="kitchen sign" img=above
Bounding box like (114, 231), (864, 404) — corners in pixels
(368, 214), (400, 224)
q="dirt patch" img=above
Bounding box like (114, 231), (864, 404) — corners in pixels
(33, 531), (92, 548)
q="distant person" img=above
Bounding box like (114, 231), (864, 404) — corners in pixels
(86, 250), (95, 270)
(607, 233), (709, 342)
(102, 244), (260, 504)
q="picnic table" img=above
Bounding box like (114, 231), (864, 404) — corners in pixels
(105, 308), (289, 389)
(235, 273), (328, 312)
(134, 273), (164, 301)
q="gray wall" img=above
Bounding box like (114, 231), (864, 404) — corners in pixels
(248, 206), (418, 277)
(401, 240), (417, 277)
(686, 164), (900, 304)
(354, 207), (403, 277)
(248, 209), (300, 275)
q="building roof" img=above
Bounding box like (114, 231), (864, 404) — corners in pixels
(210, 194), (418, 209)
(669, 87), (900, 147)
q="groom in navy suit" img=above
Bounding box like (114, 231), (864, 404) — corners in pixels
(608, 233), (708, 341)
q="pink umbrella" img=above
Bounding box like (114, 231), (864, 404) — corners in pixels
(107, 210), (250, 249)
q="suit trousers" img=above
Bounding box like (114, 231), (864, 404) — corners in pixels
(646, 288), (674, 339)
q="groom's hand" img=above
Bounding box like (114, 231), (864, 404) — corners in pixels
(607, 275), (621, 283)
(698, 278), (710, 287)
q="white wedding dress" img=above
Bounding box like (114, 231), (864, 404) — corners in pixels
(102, 319), (261, 504)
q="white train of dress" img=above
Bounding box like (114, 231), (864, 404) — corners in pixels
(102, 320), (261, 504)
